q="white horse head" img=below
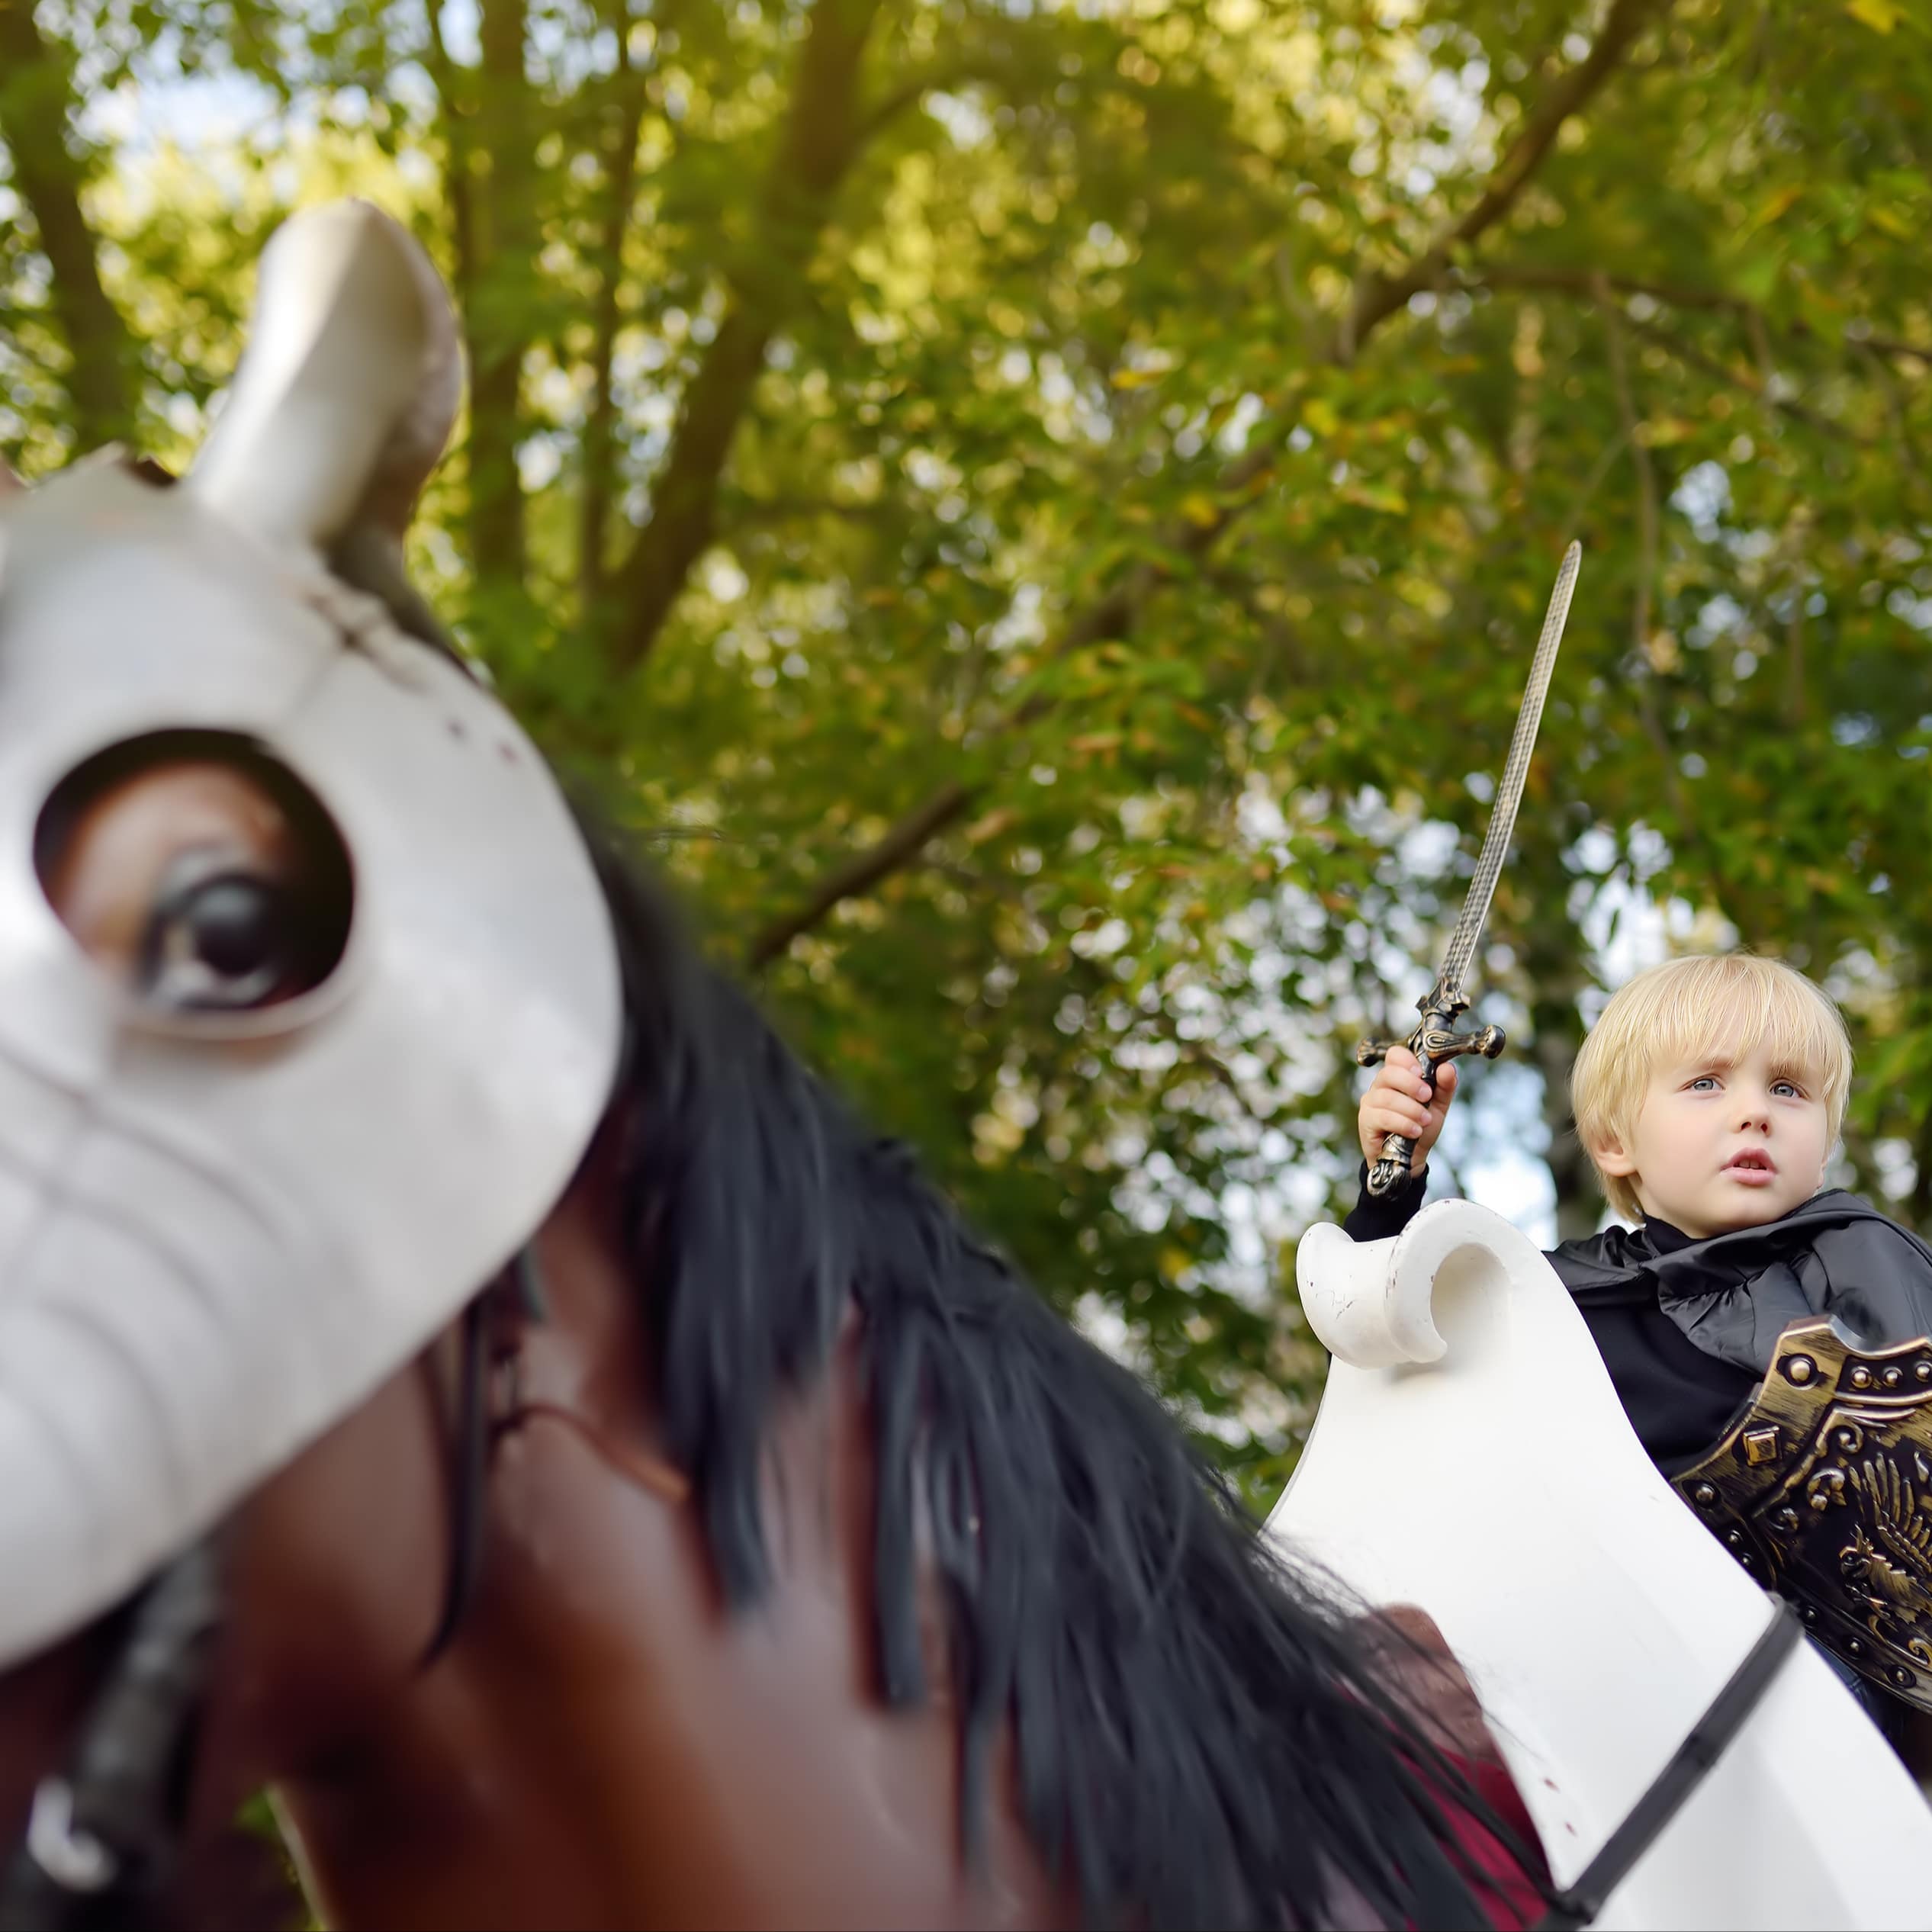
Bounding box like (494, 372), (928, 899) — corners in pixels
(0, 204), (621, 1667)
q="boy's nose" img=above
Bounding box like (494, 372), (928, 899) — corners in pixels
(1734, 1099), (1770, 1130)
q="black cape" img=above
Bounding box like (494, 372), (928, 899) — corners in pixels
(1552, 1187), (1932, 1374)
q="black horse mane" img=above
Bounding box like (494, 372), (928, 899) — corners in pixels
(587, 831), (1512, 1930)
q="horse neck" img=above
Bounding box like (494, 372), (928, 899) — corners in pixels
(275, 1149), (1076, 1932)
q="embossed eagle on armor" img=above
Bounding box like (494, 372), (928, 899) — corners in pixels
(1673, 1318), (1932, 1712)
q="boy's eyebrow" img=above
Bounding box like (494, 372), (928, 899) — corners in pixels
(1661, 1049), (1738, 1075)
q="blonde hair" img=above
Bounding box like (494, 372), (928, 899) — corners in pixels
(1570, 953), (1852, 1221)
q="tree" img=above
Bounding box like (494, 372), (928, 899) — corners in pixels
(5, 0), (1930, 1496)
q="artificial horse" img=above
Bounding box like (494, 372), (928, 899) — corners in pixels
(1276, 1201), (1932, 1928)
(0, 205), (1545, 1930)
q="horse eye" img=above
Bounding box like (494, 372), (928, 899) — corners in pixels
(137, 857), (306, 1011)
(34, 731), (355, 1018)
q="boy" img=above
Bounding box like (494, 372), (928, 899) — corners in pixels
(1345, 950), (1932, 1733)
(1347, 951), (1932, 1473)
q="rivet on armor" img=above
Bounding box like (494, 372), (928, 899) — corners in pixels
(1725, 1529), (1743, 1546)
(1785, 1355), (1815, 1385)
(1743, 1427), (1779, 1465)
(1802, 1606), (1819, 1625)
(1918, 1361), (1931, 1384)
(1849, 1638), (1865, 1656)
(1884, 1365), (1905, 1389)
(1892, 1668), (1914, 1688)
(1693, 1481), (1718, 1506)
(1850, 1365), (1873, 1390)
(1773, 1508), (1799, 1533)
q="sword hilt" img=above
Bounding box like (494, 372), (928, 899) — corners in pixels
(1358, 1014), (1507, 1197)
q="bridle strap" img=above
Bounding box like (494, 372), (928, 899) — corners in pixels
(417, 1231), (552, 1675)
(416, 1218), (686, 1672)
(1530, 1600), (1803, 1930)
(0, 1542), (223, 1930)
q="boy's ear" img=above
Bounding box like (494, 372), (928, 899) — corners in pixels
(1589, 1130), (1639, 1179)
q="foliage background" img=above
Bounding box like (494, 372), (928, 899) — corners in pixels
(3, 0), (1930, 1504)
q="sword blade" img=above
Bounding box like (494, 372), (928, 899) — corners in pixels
(1436, 540), (1581, 995)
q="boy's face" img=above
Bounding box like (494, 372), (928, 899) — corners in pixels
(1594, 1037), (1831, 1237)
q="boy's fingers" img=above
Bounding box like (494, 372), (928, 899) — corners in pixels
(1375, 1058), (1432, 1101)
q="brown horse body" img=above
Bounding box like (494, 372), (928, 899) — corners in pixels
(2, 1129), (1077, 1930)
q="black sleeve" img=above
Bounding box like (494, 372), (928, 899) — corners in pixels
(1340, 1159), (1429, 1242)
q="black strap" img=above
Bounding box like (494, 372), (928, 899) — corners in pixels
(419, 1294), (491, 1669)
(419, 1245), (550, 1669)
(0, 1542), (223, 1930)
(1532, 1601), (1804, 1930)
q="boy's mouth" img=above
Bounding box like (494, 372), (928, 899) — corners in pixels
(1721, 1149), (1776, 1185)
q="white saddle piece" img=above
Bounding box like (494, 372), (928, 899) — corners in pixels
(1268, 1200), (1932, 1930)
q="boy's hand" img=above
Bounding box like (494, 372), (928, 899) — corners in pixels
(1357, 1046), (1458, 1172)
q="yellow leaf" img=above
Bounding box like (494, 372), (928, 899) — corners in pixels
(1069, 731), (1123, 754)
(1848, 0), (1901, 31)
(1753, 185), (1804, 228)
(1871, 206), (1914, 240)
(1635, 416), (1696, 448)
(964, 808), (1018, 845)
(1180, 491), (1220, 529)
(1111, 365), (1168, 389)
(1303, 397), (1339, 438)
(1339, 480), (1408, 514)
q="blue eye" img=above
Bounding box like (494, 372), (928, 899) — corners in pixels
(1689, 1075), (1718, 1091)
(1773, 1079), (1803, 1099)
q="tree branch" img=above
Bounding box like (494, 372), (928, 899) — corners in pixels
(748, 0), (1670, 966)
(1596, 276), (1688, 821)
(1622, 311), (1866, 446)
(0, 0), (139, 445)
(579, 2), (658, 609)
(608, 0), (888, 673)
(748, 779), (970, 966)
(1474, 262), (1932, 371)
(853, 48), (1017, 143)
(464, 0), (540, 589)
(730, 493), (891, 526)
(424, 0), (475, 309)
(1338, 0), (1671, 355)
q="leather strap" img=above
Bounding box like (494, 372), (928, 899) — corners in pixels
(1532, 1602), (1803, 1930)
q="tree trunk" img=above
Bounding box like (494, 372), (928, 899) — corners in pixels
(0, 0), (138, 447)
(609, 0), (886, 670)
(463, 0), (538, 593)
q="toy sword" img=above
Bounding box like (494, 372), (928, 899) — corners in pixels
(1358, 540), (1581, 1197)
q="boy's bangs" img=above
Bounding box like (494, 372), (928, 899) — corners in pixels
(1649, 961), (1847, 1107)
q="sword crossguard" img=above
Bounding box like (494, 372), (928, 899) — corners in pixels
(1357, 1012), (1508, 1197)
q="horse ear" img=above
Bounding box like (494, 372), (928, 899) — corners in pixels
(186, 201), (463, 555)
